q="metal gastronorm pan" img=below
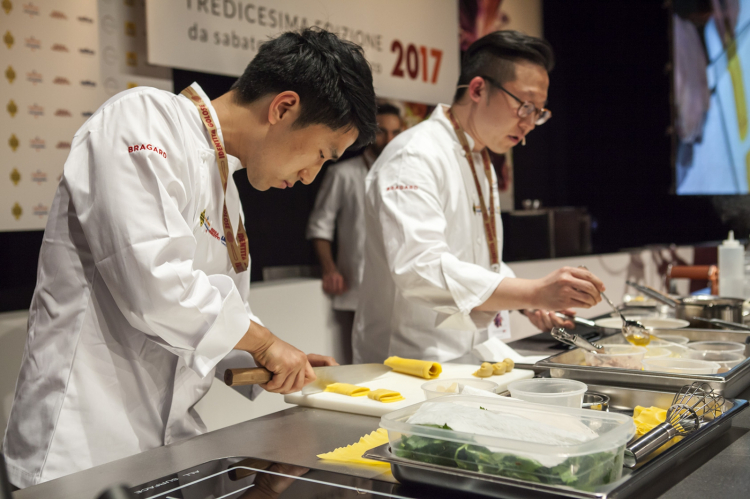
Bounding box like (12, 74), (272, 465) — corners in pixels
(364, 386), (748, 499)
(530, 328), (750, 398)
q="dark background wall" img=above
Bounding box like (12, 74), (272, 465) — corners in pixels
(2, 0), (748, 312)
(515, 0), (739, 254)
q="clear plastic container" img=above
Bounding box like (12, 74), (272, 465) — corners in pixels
(644, 346), (671, 360)
(684, 351), (745, 372)
(652, 334), (689, 345)
(641, 358), (721, 374)
(508, 378), (587, 408)
(583, 345), (647, 370)
(648, 340), (688, 358)
(421, 378), (499, 399)
(380, 395), (635, 491)
(687, 341), (746, 358)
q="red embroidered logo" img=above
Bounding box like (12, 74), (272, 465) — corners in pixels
(386, 184), (419, 192)
(128, 143), (167, 158)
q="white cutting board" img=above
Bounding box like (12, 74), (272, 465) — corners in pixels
(284, 363), (534, 417)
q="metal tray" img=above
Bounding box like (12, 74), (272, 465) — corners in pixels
(363, 386), (748, 499)
(527, 328), (750, 398)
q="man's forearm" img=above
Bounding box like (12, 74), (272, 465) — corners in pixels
(474, 266), (605, 313)
(473, 278), (538, 312)
(312, 238), (337, 273)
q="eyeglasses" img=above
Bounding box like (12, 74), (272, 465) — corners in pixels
(472, 75), (552, 126)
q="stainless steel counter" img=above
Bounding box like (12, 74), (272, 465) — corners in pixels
(13, 385), (750, 499)
(12, 328), (750, 499)
(13, 406), (394, 499)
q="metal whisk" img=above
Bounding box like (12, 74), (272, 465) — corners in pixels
(624, 382), (724, 467)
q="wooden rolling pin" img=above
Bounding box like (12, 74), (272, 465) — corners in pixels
(224, 367), (273, 386)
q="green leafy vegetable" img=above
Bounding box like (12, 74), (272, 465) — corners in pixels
(394, 424), (623, 491)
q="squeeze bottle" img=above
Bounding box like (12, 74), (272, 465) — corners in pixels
(719, 230), (744, 298)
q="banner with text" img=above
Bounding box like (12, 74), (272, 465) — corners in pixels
(145, 0), (459, 105)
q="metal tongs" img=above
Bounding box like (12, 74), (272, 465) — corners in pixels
(551, 327), (605, 353)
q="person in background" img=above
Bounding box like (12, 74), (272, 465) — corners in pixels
(3, 28), (376, 488)
(307, 104), (403, 320)
(353, 30), (606, 364)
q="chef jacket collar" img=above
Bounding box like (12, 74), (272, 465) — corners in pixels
(432, 104), (477, 152)
(186, 82), (244, 174)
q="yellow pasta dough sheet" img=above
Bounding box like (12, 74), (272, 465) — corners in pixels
(324, 383), (370, 397)
(367, 388), (405, 403)
(317, 428), (391, 468)
(384, 356), (442, 379)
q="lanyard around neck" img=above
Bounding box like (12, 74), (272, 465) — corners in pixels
(181, 86), (249, 273)
(444, 106), (500, 272)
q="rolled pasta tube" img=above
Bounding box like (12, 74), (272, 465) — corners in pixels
(367, 388), (405, 403)
(384, 356), (442, 379)
(324, 383), (371, 397)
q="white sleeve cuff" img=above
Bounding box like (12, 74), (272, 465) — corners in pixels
(191, 275), (251, 378)
(305, 225), (335, 241)
(247, 310), (264, 328)
(440, 252), (505, 315)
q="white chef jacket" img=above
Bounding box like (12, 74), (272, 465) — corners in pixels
(2, 83), (261, 488)
(306, 154), (369, 311)
(352, 105), (516, 364)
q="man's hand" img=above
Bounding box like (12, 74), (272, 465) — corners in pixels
(322, 269), (348, 295)
(532, 267), (605, 310)
(307, 353), (339, 367)
(312, 239), (348, 296)
(524, 308), (576, 331)
(234, 322), (315, 394)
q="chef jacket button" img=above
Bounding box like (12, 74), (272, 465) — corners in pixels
(476, 237), (482, 244)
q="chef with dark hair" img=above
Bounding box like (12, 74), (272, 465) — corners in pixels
(3, 28), (377, 488)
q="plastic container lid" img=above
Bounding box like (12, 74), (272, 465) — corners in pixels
(652, 334), (689, 345)
(584, 345), (647, 370)
(380, 395), (635, 490)
(684, 351), (745, 371)
(421, 378), (499, 400)
(507, 378), (587, 408)
(641, 358), (721, 374)
(648, 340), (689, 358)
(644, 346), (672, 360)
(687, 341), (746, 355)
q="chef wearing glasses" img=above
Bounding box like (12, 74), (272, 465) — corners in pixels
(353, 31), (606, 364)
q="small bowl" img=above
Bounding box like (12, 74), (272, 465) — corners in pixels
(594, 317), (690, 330)
(650, 342), (689, 358)
(508, 378), (587, 408)
(582, 392), (610, 411)
(653, 334), (689, 345)
(642, 358), (721, 374)
(584, 345), (647, 370)
(687, 341), (746, 358)
(684, 351), (745, 373)
(421, 378), (499, 400)
(644, 346), (672, 360)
